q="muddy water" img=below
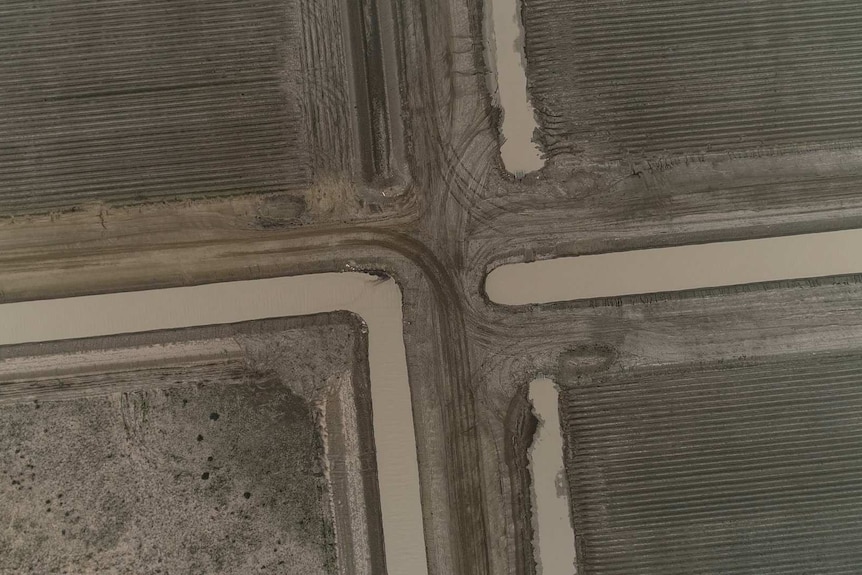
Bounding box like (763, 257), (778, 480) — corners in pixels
(486, 229), (862, 305)
(0, 274), (427, 575)
(528, 378), (576, 575)
(486, 0), (543, 174)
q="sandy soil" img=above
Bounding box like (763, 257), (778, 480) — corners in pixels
(0, 316), (374, 575)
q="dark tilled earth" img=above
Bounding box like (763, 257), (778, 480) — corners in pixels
(561, 353), (862, 575)
(0, 0), (311, 215)
(523, 0), (862, 160)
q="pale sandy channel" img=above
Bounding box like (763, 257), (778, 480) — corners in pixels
(528, 378), (577, 575)
(486, 229), (862, 305)
(486, 0), (543, 174)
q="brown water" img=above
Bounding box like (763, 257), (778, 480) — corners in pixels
(486, 0), (543, 174)
(528, 378), (577, 575)
(486, 229), (862, 305)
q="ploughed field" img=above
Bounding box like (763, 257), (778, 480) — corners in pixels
(561, 352), (862, 575)
(523, 0), (862, 160)
(0, 0), (338, 214)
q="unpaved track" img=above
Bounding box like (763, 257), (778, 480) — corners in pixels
(7, 0), (862, 573)
(0, 223), (490, 575)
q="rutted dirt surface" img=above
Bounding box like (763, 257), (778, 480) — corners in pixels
(7, 0), (862, 574)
